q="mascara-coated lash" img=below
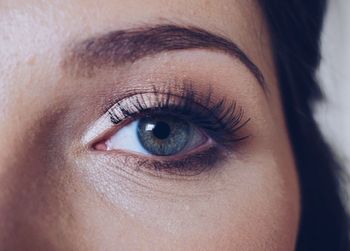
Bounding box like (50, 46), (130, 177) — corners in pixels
(107, 84), (251, 151)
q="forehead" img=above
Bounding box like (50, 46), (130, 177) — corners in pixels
(0, 0), (268, 67)
(1, 0), (262, 33)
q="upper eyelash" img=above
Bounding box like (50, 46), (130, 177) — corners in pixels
(107, 84), (251, 150)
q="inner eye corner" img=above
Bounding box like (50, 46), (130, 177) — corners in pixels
(93, 142), (108, 151)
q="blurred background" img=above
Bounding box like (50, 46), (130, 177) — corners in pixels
(316, 0), (350, 187)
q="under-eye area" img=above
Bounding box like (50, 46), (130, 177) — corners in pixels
(91, 84), (251, 176)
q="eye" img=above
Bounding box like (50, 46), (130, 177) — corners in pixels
(104, 114), (208, 157)
(90, 85), (251, 175)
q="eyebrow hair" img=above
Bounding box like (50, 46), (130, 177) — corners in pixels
(67, 25), (266, 88)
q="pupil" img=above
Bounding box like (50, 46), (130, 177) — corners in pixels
(152, 121), (171, 140)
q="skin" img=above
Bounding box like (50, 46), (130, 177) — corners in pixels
(0, 0), (300, 250)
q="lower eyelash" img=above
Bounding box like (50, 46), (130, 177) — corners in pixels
(115, 145), (230, 177)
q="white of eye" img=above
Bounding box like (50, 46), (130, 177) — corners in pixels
(106, 120), (150, 155)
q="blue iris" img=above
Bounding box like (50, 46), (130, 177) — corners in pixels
(137, 115), (191, 156)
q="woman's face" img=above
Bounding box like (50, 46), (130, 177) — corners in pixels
(0, 1), (300, 250)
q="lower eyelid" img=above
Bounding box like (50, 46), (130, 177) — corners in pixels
(97, 144), (229, 178)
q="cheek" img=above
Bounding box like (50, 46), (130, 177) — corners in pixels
(149, 160), (300, 251)
(69, 154), (299, 251)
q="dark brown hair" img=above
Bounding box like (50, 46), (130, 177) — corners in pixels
(260, 1), (349, 250)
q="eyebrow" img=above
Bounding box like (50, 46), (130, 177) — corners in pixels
(66, 25), (266, 88)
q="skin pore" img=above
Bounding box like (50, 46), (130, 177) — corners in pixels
(0, 0), (300, 250)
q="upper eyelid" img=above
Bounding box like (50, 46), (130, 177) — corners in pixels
(107, 91), (202, 124)
(106, 85), (225, 126)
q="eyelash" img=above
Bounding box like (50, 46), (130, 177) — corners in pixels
(104, 84), (250, 176)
